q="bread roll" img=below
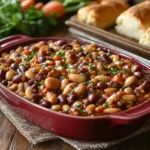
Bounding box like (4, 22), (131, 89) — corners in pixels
(139, 27), (150, 47)
(77, 0), (129, 29)
(115, 1), (150, 40)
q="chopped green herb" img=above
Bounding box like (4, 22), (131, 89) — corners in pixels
(84, 81), (91, 86)
(56, 52), (65, 57)
(42, 63), (46, 68)
(119, 88), (123, 91)
(110, 66), (119, 75)
(102, 103), (109, 108)
(141, 77), (147, 81)
(76, 103), (81, 108)
(107, 51), (111, 56)
(40, 80), (45, 85)
(68, 64), (73, 69)
(24, 52), (37, 62)
(80, 73), (86, 77)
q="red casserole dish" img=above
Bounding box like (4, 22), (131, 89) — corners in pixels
(0, 35), (150, 141)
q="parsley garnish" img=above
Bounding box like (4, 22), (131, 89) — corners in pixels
(102, 103), (109, 108)
(24, 52), (37, 62)
(56, 52), (65, 57)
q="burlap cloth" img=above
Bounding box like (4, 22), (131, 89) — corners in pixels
(0, 98), (150, 150)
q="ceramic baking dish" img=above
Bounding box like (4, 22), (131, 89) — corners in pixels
(0, 35), (150, 141)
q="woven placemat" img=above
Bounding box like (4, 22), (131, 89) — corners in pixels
(0, 98), (150, 150)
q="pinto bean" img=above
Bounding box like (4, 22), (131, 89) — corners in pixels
(25, 69), (35, 79)
(110, 55), (120, 62)
(95, 75), (111, 82)
(104, 88), (118, 93)
(103, 108), (121, 114)
(62, 104), (70, 112)
(46, 92), (58, 104)
(85, 104), (96, 115)
(122, 94), (137, 102)
(51, 104), (61, 111)
(61, 79), (69, 91)
(25, 87), (32, 99)
(124, 87), (134, 94)
(123, 76), (137, 87)
(62, 83), (77, 95)
(74, 84), (86, 96)
(45, 77), (60, 90)
(6, 70), (16, 80)
(69, 74), (86, 83)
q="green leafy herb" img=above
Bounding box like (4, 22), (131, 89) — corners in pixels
(40, 80), (45, 85)
(102, 103), (109, 108)
(0, 0), (58, 38)
(80, 73), (86, 77)
(24, 52), (37, 62)
(56, 51), (65, 57)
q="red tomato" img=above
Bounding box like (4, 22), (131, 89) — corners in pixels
(34, 2), (44, 10)
(42, 1), (65, 18)
(21, 0), (35, 11)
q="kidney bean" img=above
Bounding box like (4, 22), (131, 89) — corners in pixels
(19, 66), (28, 73)
(1, 80), (8, 86)
(67, 94), (77, 105)
(47, 47), (55, 53)
(77, 52), (86, 57)
(134, 71), (143, 78)
(61, 44), (73, 50)
(101, 54), (112, 63)
(55, 40), (67, 46)
(13, 75), (22, 83)
(35, 73), (45, 82)
(58, 95), (67, 104)
(97, 97), (106, 105)
(0, 70), (6, 79)
(32, 94), (41, 100)
(22, 76), (29, 82)
(40, 99), (51, 108)
(28, 79), (35, 86)
(29, 46), (39, 52)
(139, 81), (150, 92)
(10, 63), (19, 70)
(97, 82), (106, 89)
(88, 93), (97, 103)
(38, 56), (46, 63)
(109, 81), (121, 88)
(132, 65), (142, 72)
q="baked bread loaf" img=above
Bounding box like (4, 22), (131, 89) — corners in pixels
(77, 0), (130, 29)
(139, 27), (150, 47)
(115, 1), (150, 40)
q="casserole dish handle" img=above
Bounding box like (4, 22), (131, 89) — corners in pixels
(0, 35), (32, 50)
(110, 99), (150, 125)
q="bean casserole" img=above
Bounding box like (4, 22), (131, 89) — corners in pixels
(0, 40), (150, 116)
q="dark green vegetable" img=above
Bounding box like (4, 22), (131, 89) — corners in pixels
(0, 0), (89, 38)
(0, 0), (57, 38)
(56, 0), (90, 13)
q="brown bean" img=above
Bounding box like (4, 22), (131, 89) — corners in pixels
(124, 87), (134, 94)
(51, 105), (61, 111)
(74, 84), (86, 96)
(69, 74), (86, 83)
(85, 104), (96, 115)
(62, 83), (77, 95)
(25, 69), (35, 79)
(46, 92), (58, 104)
(25, 87), (32, 99)
(6, 70), (16, 80)
(62, 104), (70, 112)
(123, 76), (137, 87)
(122, 94), (137, 102)
(61, 79), (69, 91)
(103, 108), (121, 114)
(95, 75), (111, 82)
(104, 88), (118, 93)
(45, 77), (60, 90)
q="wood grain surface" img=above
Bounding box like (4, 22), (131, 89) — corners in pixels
(0, 25), (150, 150)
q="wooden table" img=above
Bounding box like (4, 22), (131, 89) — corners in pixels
(0, 25), (150, 150)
